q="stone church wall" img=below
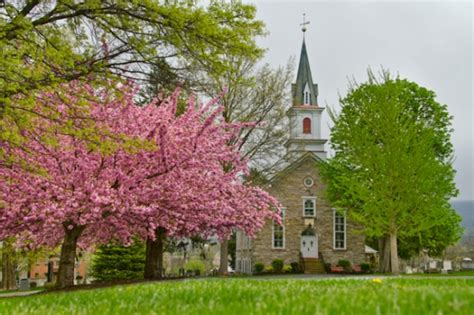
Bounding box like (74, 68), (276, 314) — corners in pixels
(248, 155), (366, 269)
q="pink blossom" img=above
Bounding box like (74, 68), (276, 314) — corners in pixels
(0, 81), (281, 250)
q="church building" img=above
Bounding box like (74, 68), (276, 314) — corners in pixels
(235, 35), (366, 274)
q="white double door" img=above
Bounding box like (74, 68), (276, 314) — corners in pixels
(301, 235), (318, 258)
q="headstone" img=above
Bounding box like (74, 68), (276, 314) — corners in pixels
(443, 260), (452, 271)
(19, 278), (30, 291)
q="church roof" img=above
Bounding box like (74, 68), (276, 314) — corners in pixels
(266, 151), (324, 185)
(292, 39), (318, 106)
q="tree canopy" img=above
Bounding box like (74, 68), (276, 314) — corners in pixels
(0, 81), (281, 287)
(321, 71), (461, 274)
(0, 0), (265, 147)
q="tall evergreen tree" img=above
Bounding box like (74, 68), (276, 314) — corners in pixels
(91, 241), (145, 282)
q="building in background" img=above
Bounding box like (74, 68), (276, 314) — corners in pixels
(236, 34), (366, 274)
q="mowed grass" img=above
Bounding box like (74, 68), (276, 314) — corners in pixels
(1, 278), (473, 315)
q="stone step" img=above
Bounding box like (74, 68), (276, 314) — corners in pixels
(304, 260), (323, 264)
(303, 258), (325, 274)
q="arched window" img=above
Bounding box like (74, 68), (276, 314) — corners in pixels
(303, 118), (311, 134)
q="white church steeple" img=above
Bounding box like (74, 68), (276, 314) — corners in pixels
(285, 23), (327, 160)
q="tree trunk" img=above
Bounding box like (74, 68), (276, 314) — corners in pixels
(219, 238), (228, 275)
(56, 225), (84, 289)
(379, 235), (391, 273)
(144, 227), (166, 280)
(378, 237), (385, 272)
(1, 241), (16, 290)
(389, 232), (400, 275)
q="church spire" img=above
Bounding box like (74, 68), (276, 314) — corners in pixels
(292, 15), (318, 106)
(286, 15), (326, 159)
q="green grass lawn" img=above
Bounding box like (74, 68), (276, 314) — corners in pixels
(0, 278), (473, 315)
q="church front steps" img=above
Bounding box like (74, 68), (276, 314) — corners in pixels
(303, 258), (326, 274)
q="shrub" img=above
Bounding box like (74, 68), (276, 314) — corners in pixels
(264, 265), (274, 273)
(30, 282), (37, 289)
(324, 263), (332, 273)
(337, 260), (351, 268)
(338, 260), (351, 272)
(283, 265), (292, 273)
(272, 259), (284, 273)
(290, 262), (300, 273)
(254, 262), (265, 274)
(184, 260), (206, 276)
(361, 263), (371, 273)
(43, 282), (55, 290)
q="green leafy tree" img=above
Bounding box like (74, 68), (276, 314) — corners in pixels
(397, 209), (462, 259)
(321, 70), (461, 274)
(91, 241), (145, 282)
(0, 0), (265, 148)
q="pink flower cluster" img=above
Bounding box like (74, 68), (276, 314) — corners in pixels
(0, 82), (281, 249)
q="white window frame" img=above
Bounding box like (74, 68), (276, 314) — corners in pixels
(272, 208), (286, 249)
(333, 209), (347, 250)
(302, 197), (316, 217)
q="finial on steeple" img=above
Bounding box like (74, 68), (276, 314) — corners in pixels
(300, 13), (310, 35)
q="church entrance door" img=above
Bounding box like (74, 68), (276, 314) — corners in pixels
(301, 235), (318, 258)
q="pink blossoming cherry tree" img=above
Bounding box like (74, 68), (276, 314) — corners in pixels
(0, 82), (281, 288)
